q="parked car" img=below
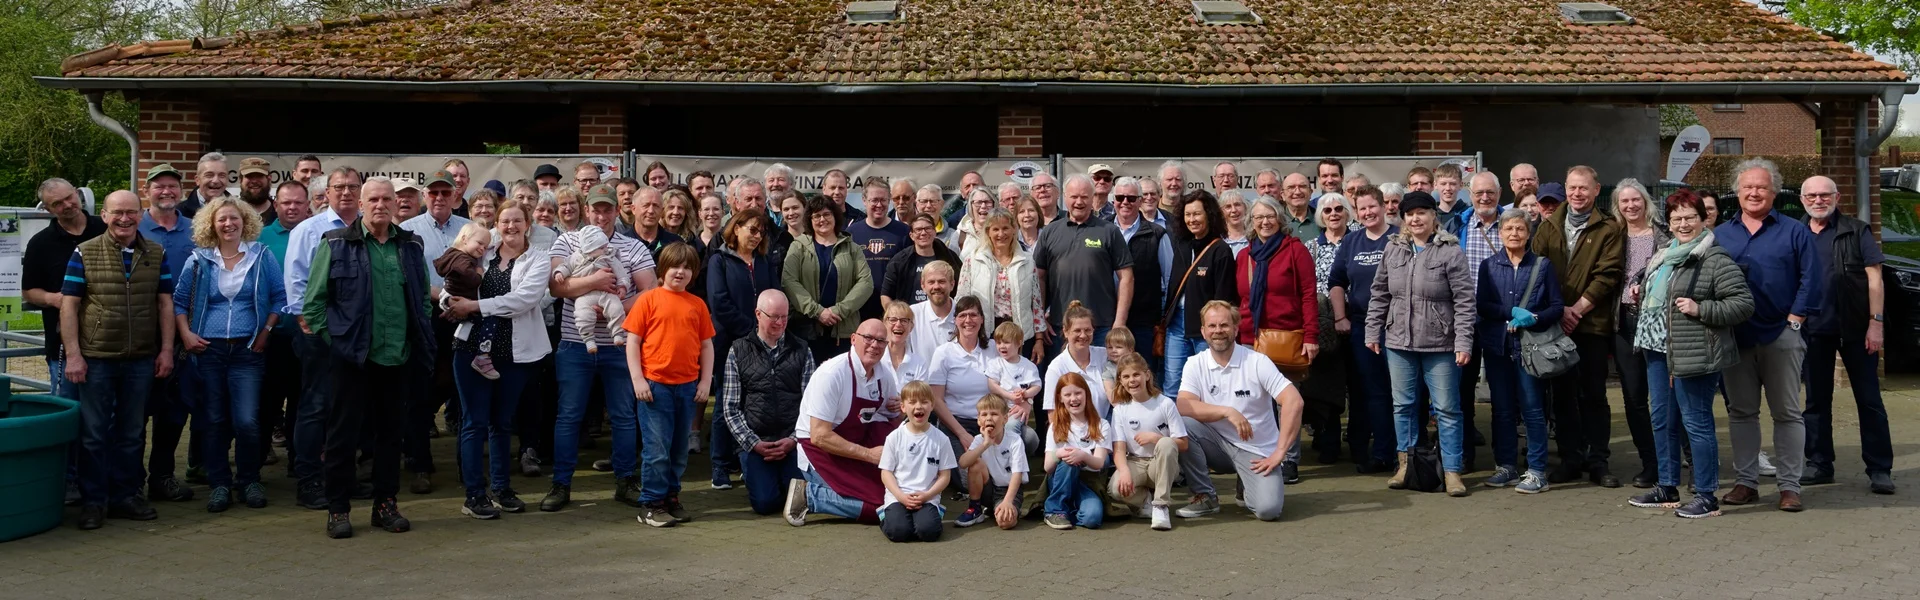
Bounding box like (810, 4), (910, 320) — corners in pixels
(1884, 256), (1920, 373)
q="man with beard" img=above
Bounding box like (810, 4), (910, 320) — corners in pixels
(1158, 161), (1185, 221)
(1797, 175), (1895, 495)
(1448, 172), (1504, 467)
(236, 157), (277, 222)
(1173, 301), (1303, 521)
(907, 261), (957, 362)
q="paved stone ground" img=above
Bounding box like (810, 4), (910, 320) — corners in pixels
(5, 375), (1919, 600)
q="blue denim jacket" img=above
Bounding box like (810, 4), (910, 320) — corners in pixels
(173, 242), (286, 346)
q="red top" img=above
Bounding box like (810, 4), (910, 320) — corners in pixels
(1235, 238), (1320, 345)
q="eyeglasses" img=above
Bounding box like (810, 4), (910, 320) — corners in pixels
(756, 310), (789, 322)
(852, 332), (887, 347)
(885, 316), (912, 325)
(1320, 206), (1347, 214)
(1091, 174), (1112, 182)
(1112, 195), (1140, 204)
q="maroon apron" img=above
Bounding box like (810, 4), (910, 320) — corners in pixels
(798, 355), (899, 523)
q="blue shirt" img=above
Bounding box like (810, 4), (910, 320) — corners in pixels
(284, 208), (350, 314)
(399, 212), (471, 288)
(1325, 226), (1398, 335)
(815, 242), (839, 308)
(139, 211), (194, 279)
(61, 242), (176, 297)
(1714, 211), (1823, 347)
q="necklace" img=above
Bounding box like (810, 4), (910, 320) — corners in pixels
(220, 248), (243, 260)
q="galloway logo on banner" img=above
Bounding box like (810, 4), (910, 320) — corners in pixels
(1058, 156), (1479, 197)
(1665, 125), (1712, 183)
(635, 156), (1012, 205)
(223, 155), (623, 191)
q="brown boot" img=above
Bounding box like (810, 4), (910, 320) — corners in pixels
(1387, 452), (1410, 489)
(1445, 472), (1469, 497)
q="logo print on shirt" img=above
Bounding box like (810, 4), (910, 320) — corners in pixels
(859, 407), (885, 424)
(1083, 238), (1103, 249)
(867, 239), (888, 256)
(1128, 419), (1141, 430)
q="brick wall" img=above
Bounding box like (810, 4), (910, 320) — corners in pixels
(998, 106), (1043, 158)
(578, 102), (626, 155)
(1817, 97), (1882, 236)
(136, 96), (209, 186)
(1690, 103), (1816, 155)
(1413, 104), (1463, 156)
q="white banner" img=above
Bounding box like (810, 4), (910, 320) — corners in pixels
(635, 156), (1021, 206)
(1665, 125), (1711, 183)
(222, 154), (624, 189)
(1059, 156), (1479, 196)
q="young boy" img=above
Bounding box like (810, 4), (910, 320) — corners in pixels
(1101, 327), (1136, 384)
(434, 223), (499, 379)
(955, 395), (1028, 529)
(622, 242), (715, 528)
(879, 381), (955, 543)
(983, 322), (1042, 450)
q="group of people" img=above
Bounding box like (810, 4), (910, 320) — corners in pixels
(25, 151), (1894, 541)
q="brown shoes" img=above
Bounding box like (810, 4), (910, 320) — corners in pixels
(1387, 452), (1410, 490)
(1778, 490), (1805, 512)
(1721, 484), (1759, 505)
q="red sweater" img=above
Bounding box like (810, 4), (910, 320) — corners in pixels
(1235, 238), (1320, 345)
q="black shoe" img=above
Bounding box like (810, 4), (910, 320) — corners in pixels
(149, 476), (194, 502)
(492, 488), (527, 513)
(1282, 462), (1301, 485)
(1632, 466), (1657, 489)
(1869, 472), (1896, 495)
(296, 480), (329, 510)
(462, 493), (500, 520)
(107, 497), (158, 521)
(1590, 465), (1621, 488)
(326, 512), (353, 539)
(206, 486), (233, 513)
(613, 476), (642, 507)
(1802, 467), (1836, 486)
(1355, 459), (1390, 474)
(351, 482), (375, 500)
(1547, 462), (1586, 484)
(666, 496), (691, 523)
(64, 481), (81, 507)
(1629, 486), (1681, 508)
(261, 451), (280, 467)
(372, 498), (411, 533)
(1315, 448), (1339, 465)
(77, 505), (105, 530)
(242, 483), (268, 509)
(539, 483), (570, 512)
(1469, 430), (1487, 447)
(184, 466), (208, 485)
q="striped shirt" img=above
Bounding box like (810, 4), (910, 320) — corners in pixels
(61, 245), (175, 297)
(549, 229), (656, 346)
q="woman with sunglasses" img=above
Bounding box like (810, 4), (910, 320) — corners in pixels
(1299, 193), (1354, 467)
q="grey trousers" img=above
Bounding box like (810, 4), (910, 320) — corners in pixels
(1177, 417), (1286, 521)
(1722, 328), (1807, 492)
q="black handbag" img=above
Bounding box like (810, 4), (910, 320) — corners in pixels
(1407, 440), (1444, 493)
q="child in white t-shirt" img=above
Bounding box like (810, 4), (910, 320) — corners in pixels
(984, 322), (1042, 450)
(955, 395), (1028, 530)
(1106, 353), (1188, 531)
(1042, 372), (1112, 531)
(879, 382), (955, 543)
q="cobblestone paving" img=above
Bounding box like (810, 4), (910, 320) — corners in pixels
(5, 380), (1918, 600)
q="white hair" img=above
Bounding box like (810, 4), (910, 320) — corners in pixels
(1254, 168), (1281, 183)
(1378, 182), (1406, 199)
(996, 181), (1022, 197)
(1159, 161), (1183, 181)
(197, 151), (227, 167)
(1218, 189), (1249, 232)
(1062, 173), (1095, 194)
(1113, 176), (1140, 195)
(1731, 158), (1781, 192)
(764, 163), (792, 182)
(917, 183), (942, 197)
(1251, 194), (1289, 238)
(1313, 193), (1351, 230)
(361, 175), (393, 196)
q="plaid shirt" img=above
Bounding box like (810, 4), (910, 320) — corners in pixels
(721, 335), (817, 449)
(1461, 214), (1500, 294)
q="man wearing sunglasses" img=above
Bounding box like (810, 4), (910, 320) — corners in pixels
(1089, 164), (1117, 222)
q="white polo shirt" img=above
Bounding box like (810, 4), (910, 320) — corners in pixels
(928, 340), (995, 420)
(881, 344), (930, 394)
(1109, 395), (1188, 458)
(879, 425), (956, 509)
(907, 300), (955, 363)
(1178, 345), (1292, 458)
(794, 354), (899, 472)
(1045, 418), (1116, 454)
(969, 431), (1029, 487)
(1043, 346), (1111, 417)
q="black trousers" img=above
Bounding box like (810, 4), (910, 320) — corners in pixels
(1612, 329), (1656, 472)
(325, 359), (410, 513)
(1452, 347), (1483, 472)
(260, 331), (301, 460)
(406, 318), (457, 474)
(1550, 333), (1615, 469)
(881, 503), (943, 542)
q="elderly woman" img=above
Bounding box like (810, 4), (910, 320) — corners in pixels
(1218, 189), (1252, 256)
(956, 209), (1044, 349)
(173, 197), (284, 512)
(1234, 194), (1315, 481)
(1328, 186), (1399, 473)
(468, 189), (499, 230)
(1165, 190), (1241, 397)
(1014, 194), (1045, 251)
(1475, 209), (1564, 494)
(442, 202), (552, 518)
(1365, 191), (1476, 497)
(1626, 191), (1752, 519)
(783, 195), (874, 362)
(1300, 193), (1353, 465)
(554, 187), (586, 232)
(1610, 178), (1667, 488)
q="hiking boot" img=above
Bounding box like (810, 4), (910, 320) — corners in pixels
(1869, 472), (1896, 495)
(372, 498), (411, 532)
(297, 479), (328, 510)
(666, 496), (691, 523)
(1721, 484), (1759, 505)
(150, 476), (194, 502)
(1175, 494), (1220, 518)
(1387, 452), (1410, 489)
(107, 497), (157, 521)
(206, 486), (233, 513)
(955, 503), (987, 528)
(613, 476), (642, 507)
(1514, 470), (1549, 494)
(1631, 465), (1657, 489)
(492, 488), (526, 513)
(1675, 494), (1721, 519)
(1444, 473), (1468, 497)
(1629, 486), (1681, 509)
(539, 484), (571, 512)
(243, 483), (268, 509)
(462, 493), (500, 520)
(783, 479), (809, 527)
(1484, 465), (1520, 488)
(640, 502), (677, 527)
(1150, 505), (1172, 531)
(77, 505), (105, 530)
(1043, 513), (1073, 530)
(326, 512), (353, 539)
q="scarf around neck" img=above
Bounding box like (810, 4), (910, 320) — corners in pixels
(1633, 234), (1708, 352)
(1247, 234), (1287, 326)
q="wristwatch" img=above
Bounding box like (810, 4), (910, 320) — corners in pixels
(1872, 313), (1886, 322)
(1788, 320), (1802, 331)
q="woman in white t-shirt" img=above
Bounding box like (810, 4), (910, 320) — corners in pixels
(1042, 301), (1111, 423)
(1106, 354), (1187, 531)
(929, 295), (996, 451)
(1041, 373), (1112, 531)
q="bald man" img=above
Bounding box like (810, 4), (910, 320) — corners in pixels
(1798, 175), (1894, 494)
(784, 318), (902, 526)
(721, 290), (819, 515)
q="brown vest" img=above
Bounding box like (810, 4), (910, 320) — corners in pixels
(77, 234), (166, 359)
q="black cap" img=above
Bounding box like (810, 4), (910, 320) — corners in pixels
(1398, 190), (1437, 215)
(533, 164), (561, 180)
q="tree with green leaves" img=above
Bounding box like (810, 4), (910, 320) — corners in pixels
(1766, 0), (1920, 73)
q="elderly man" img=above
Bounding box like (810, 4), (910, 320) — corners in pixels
(783, 319), (901, 526)
(1158, 161), (1185, 218)
(138, 164), (201, 502)
(1030, 172), (1061, 221)
(1531, 165), (1626, 488)
(236, 158), (276, 221)
(403, 170), (470, 285)
(391, 178), (423, 221)
(1035, 174), (1133, 356)
(1713, 160), (1822, 511)
(1174, 301), (1304, 521)
(24, 178), (104, 506)
(1088, 164), (1116, 221)
(1798, 176), (1895, 495)
(61, 190), (176, 530)
(823, 169), (864, 226)
(303, 177), (434, 538)
(722, 290), (819, 515)
(1280, 172), (1318, 241)
(1342, 174), (1371, 200)
(1448, 171), (1504, 468)
(1509, 163), (1540, 204)
(631, 186), (683, 258)
(1315, 158), (1344, 198)
(889, 177), (919, 224)
(284, 167), (360, 508)
(1212, 162), (1239, 197)
(731, 176), (768, 225)
(541, 183), (660, 512)
(1254, 168), (1282, 204)
(1113, 176), (1173, 373)
(996, 181), (1023, 212)
(399, 170), (473, 493)
(915, 184), (948, 238)
(179, 151), (229, 219)
(765, 163), (794, 198)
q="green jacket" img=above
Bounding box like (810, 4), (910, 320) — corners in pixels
(1532, 203), (1625, 336)
(781, 233), (874, 341)
(76, 234), (166, 359)
(1640, 232), (1754, 378)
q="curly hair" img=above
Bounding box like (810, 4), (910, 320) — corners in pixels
(191, 197), (263, 248)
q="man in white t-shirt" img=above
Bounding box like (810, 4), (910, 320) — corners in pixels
(785, 319), (901, 526)
(1174, 301), (1303, 522)
(907, 261), (956, 361)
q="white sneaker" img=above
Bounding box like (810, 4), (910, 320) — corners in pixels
(1150, 505), (1172, 531)
(1758, 452), (1777, 477)
(783, 478), (809, 527)
(688, 430), (703, 454)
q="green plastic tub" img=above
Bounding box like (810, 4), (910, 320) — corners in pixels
(0, 376), (80, 542)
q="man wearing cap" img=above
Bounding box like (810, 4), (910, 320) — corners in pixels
(533, 164), (563, 192)
(1536, 182), (1566, 221)
(391, 178), (424, 221)
(541, 183), (660, 512)
(1088, 164), (1117, 221)
(179, 152), (229, 219)
(398, 169), (472, 494)
(237, 158), (277, 223)
(139, 164), (203, 503)
(283, 166), (361, 509)
(1530, 165), (1626, 488)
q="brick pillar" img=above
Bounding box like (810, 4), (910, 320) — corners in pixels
(578, 102), (626, 155)
(1412, 104), (1464, 156)
(1817, 97), (1881, 237)
(137, 96), (209, 185)
(997, 106), (1043, 158)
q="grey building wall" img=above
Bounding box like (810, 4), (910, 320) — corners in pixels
(1464, 104), (1661, 188)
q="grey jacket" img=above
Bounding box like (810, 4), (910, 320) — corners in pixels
(1637, 232), (1753, 378)
(1365, 230), (1476, 354)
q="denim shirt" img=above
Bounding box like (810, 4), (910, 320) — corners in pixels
(1713, 210), (1822, 348)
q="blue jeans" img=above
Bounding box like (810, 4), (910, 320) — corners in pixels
(709, 407), (740, 486)
(1042, 463), (1103, 528)
(637, 380), (697, 503)
(802, 466), (869, 522)
(77, 357), (154, 506)
(455, 350), (529, 496)
(196, 340), (266, 489)
(1160, 309), (1208, 399)
(739, 449), (804, 515)
(551, 341), (639, 485)
(1484, 352), (1548, 473)
(1386, 349), (1464, 473)
(1348, 332), (1395, 464)
(1647, 352), (1720, 493)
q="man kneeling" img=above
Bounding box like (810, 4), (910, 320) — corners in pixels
(1174, 300), (1304, 521)
(784, 319), (901, 526)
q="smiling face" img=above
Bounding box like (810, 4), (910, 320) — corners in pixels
(699, 195), (723, 229)
(663, 194), (689, 229)
(1803, 177), (1839, 220)
(809, 207), (837, 239)
(987, 219), (1014, 253)
(1065, 316), (1093, 351)
(498, 205), (527, 246)
(1321, 200), (1349, 231)
(214, 204), (245, 244)
(909, 218), (936, 250)
(1030, 173), (1058, 206)
(1565, 171), (1597, 213)
(1016, 203), (1039, 231)
(647, 167), (671, 189)
(1403, 208), (1435, 238)
(955, 305), (984, 340)
(780, 196), (808, 232)
(469, 195), (496, 227)
(1669, 204), (1703, 243)
(823, 174), (849, 204)
(1058, 383), (1088, 414)
(901, 392), (933, 425)
(147, 175), (182, 212)
(589, 201), (619, 234)
(1354, 194), (1382, 229)
(1064, 178), (1095, 222)
(425, 183), (456, 219)
(636, 188), (662, 229)
(915, 190), (941, 220)
(1251, 201), (1281, 239)
(1281, 173), (1311, 208)
(1212, 163), (1238, 192)
(1735, 168), (1776, 219)
(1318, 163), (1343, 192)
(1616, 187), (1646, 223)
(1183, 199), (1209, 238)
(921, 268), (953, 305)
(1120, 366), (1149, 396)
(732, 218), (764, 252)
(1500, 217), (1530, 253)
(102, 192), (142, 245)
(1434, 175), (1461, 205)
(294, 160), (324, 185)
(1202, 305), (1237, 354)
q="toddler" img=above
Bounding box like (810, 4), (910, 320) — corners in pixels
(556, 226), (630, 353)
(434, 223), (499, 379)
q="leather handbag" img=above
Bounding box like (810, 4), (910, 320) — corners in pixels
(1154, 239), (1219, 356)
(1247, 258), (1310, 377)
(1517, 261), (1580, 379)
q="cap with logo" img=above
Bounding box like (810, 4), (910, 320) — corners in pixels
(426, 169), (457, 188)
(238, 157), (271, 176)
(145, 163), (183, 182)
(586, 183), (618, 206)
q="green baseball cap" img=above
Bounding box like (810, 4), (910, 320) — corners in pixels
(426, 169), (457, 188)
(586, 183), (618, 206)
(145, 163), (182, 182)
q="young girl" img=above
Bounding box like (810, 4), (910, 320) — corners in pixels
(1101, 327), (1137, 384)
(435, 223), (499, 378)
(1043, 373), (1112, 531)
(1106, 354), (1188, 531)
(879, 382), (956, 543)
(1043, 301), (1111, 420)
(956, 395), (1028, 530)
